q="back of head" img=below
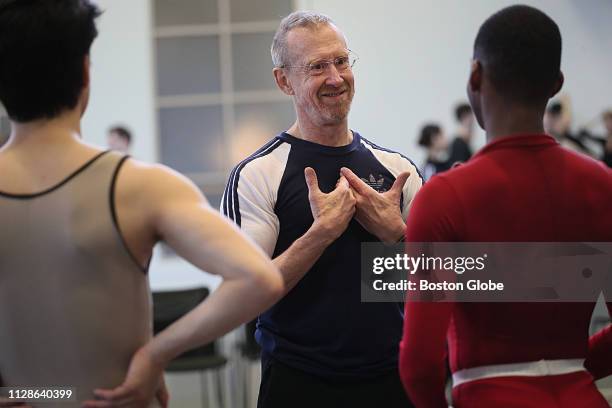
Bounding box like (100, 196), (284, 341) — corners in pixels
(0, 0), (101, 122)
(474, 5), (561, 105)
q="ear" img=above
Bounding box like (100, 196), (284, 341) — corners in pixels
(550, 71), (564, 97)
(273, 67), (294, 96)
(78, 55), (92, 118)
(468, 59), (482, 94)
(83, 55), (91, 89)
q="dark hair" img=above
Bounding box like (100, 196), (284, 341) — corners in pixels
(546, 101), (563, 116)
(418, 124), (442, 148)
(603, 110), (612, 121)
(454, 103), (472, 122)
(474, 5), (561, 104)
(109, 126), (132, 144)
(0, 0), (101, 122)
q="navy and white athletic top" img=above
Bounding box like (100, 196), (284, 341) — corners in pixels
(221, 131), (423, 380)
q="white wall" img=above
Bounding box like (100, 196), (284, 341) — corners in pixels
(85, 0), (612, 290)
(302, 0), (612, 164)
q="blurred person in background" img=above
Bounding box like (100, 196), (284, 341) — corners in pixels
(447, 103), (475, 166)
(107, 125), (132, 153)
(577, 109), (612, 167)
(601, 110), (612, 167)
(417, 123), (450, 180)
(543, 96), (596, 157)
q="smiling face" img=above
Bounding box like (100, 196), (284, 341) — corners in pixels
(282, 24), (355, 128)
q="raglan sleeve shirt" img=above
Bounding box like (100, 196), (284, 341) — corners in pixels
(220, 154), (283, 257)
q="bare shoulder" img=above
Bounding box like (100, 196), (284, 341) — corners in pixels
(112, 159), (211, 249)
(118, 159), (205, 203)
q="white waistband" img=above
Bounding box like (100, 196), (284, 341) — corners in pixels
(452, 359), (586, 388)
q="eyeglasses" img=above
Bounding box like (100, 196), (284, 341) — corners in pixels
(281, 51), (358, 76)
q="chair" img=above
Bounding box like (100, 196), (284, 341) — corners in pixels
(239, 320), (261, 360)
(153, 287), (227, 408)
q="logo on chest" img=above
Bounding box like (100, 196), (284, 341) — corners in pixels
(360, 174), (388, 193)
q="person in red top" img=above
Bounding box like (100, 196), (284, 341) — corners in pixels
(399, 5), (612, 408)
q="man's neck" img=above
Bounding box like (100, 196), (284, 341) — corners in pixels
(287, 119), (352, 147)
(484, 105), (545, 142)
(4, 110), (82, 151)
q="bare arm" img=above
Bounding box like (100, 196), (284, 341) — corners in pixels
(148, 197), (284, 362)
(272, 220), (334, 294)
(83, 163), (283, 408)
(145, 165), (284, 361)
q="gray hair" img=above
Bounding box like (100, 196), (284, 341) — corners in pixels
(271, 11), (336, 67)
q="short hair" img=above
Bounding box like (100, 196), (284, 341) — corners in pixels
(0, 0), (101, 122)
(271, 11), (335, 67)
(546, 101), (563, 116)
(454, 103), (472, 122)
(109, 126), (132, 144)
(418, 124), (442, 148)
(602, 110), (612, 121)
(474, 5), (562, 104)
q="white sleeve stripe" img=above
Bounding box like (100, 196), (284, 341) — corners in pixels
(223, 138), (279, 222)
(223, 138), (284, 225)
(222, 165), (237, 217)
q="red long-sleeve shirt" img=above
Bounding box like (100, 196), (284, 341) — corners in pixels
(400, 134), (612, 407)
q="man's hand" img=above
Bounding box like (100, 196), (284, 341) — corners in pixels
(81, 346), (165, 408)
(340, 167), (409, 243)
(305, 167), (356, 244)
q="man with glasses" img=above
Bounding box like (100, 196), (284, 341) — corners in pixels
(221, 10), (421, 408)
